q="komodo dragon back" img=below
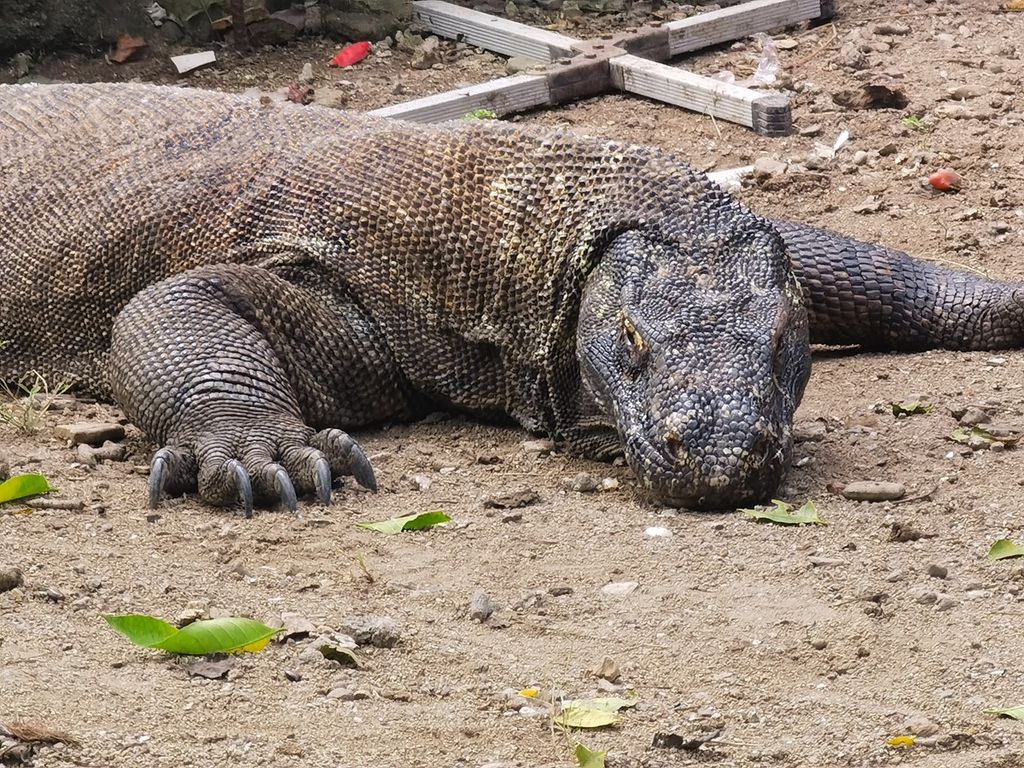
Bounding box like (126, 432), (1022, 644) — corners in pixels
(1, 83), (1021, 513)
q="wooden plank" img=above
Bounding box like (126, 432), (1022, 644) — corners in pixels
(609, 54), (791, 136)
(412, 0), (577, 63)
(665, 0), (823, 56)
(368, 74), (551, 122)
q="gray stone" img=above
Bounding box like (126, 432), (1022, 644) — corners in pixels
(54, 422), (125, 447)
(340, 614), (401, 647)
(841, 481), (905, 501)
(469, 590), (496, 621)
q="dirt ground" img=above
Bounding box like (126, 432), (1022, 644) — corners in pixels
(2, 0), (1024, 766)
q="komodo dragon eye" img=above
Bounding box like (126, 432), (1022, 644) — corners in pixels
(619, 314), (648, 371)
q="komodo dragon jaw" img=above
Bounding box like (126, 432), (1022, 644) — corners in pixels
(576, 226), (811, 510)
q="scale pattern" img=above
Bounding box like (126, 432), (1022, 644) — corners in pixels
(1, 83), (1021, 511)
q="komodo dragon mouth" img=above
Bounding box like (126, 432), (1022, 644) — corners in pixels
(1, 83), (1021, 515)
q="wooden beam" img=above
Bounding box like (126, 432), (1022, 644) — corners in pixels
(367, 74), (551, 122)
(609, 54), (791, 136)
(412, 0), (577, 63)
(665, 0), (825, 56)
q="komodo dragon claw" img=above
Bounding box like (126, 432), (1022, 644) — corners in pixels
(228, 459), (255, 518)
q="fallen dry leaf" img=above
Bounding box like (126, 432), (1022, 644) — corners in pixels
(107, 34), (146, 64)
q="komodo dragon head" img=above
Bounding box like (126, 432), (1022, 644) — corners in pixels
(576, 221), (812, 510)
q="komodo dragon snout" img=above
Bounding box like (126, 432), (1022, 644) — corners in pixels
(576, 227), (811, 509)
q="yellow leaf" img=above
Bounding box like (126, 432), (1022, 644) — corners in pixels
(887, 735), (916, 747)
(555, 707), (621, 729)
(519, 688), (540, 698)
(1003, 0), (1024, 10)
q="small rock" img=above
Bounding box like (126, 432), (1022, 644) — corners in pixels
(600, 477), (619, 491)
(600, 581), (638, 597)
(405, 474), (432, 492)
(988, 221), (1010, 236)
(752, 156), (787, 177)
(852, 149), (869, 166)
(54, 422), (125, 447)
(483, 488), (540, 509)
(280, 612), (316, 640)
(327, 686), (370, 701)
(339, 615), (401, 648)
(809, 638), (828, 650)
(927, 564), (948, 580)
(187, 657), (235, 679)
(594, 656), (621, 682)
(522, 439), (555, 455)
(913, 589), (938, 605)
(852, 196), (885, 214)
(410, 36), (441, 70)
(304, 633), (359, 665)
(0, 567), (24, 592)
(957, 407), (991, 426)
(871, 22), (910, 35)
(77, 440), (126, 465)
(300, 62), (313, 82)
(841, 481), (905, 501)
(283, 669), (302, 682)
(794, 419), (828, 443)
(567, 473), (599, 493)
(798, 123), (822, 137)
(905, 714), (939, 737)
(946, 84), (982, 101)
(469, 590), (496, 621)
(774, 37), (798, 50)
(935, 595), (958, 612)
(505, 55), (539, 74)
(548, 585), (573, 596)
(176, 600), (209, 627)
(644, 526), (672, 539)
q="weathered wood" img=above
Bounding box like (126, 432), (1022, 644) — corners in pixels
(666, 0), (824, 56)
(368, 74), (550, 122)
(412, 0), (576, 63)
(609, 54), (791, 136)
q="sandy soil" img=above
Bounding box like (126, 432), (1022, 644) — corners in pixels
(2, 1), (1024, 766)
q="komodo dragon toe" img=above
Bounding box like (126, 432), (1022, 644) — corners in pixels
(147, 424), (375, 517)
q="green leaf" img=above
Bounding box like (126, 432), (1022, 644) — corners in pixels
(356, 511), (451, 535)
(950, 426), (1020, 447)
(891, 401), (933, 416)
(0, 473), (55, 504)
(104, 614), (179, 647)
(555, 697), (637, 729)
(574, 742), (607, 768)
(555, 707), (621, 729)
(104, 614), (280, 655)
(985, 705), (1024, 721)
(988, 539), (1024, 561)
(463, 108), (497, 120)
(740, 500), (826, 526)
(561, 697), (638, 713)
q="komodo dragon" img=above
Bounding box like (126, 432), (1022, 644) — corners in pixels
(1, 83), (1021, 515)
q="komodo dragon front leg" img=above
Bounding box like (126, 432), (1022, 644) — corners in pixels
(109, 262), (413, 517)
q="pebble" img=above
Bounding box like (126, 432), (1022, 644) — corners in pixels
(871, 21), (910, 35)
(406, 474), (432, 492)
(0, 567), (23, 592)
(793, 419), (828, 443)
(469, 590), (496, 621)
(280, 612), (316, 640)
(957, 407), (991, 426)
(645, 526), (672, 539)
(54, 422), (124, 446)
(935, 595), (958, 612)
(809, 638), (828, 650)
(600, 581), (638, 597)
(594, 656), (621, 682)
(327, 686), (370, 701)
(566, 473), (599, 493)
(77, 440), (125, 465)
(753, 156), (787, 177)
(841, 481), (905, 501)
(600, 477), (619, 491)
(505, 55), (539, 74)
(927, 564), (948, 580)
(483, 488), (540, 509)
(340, 614), (401, 647)
(905, 714), (939, 737)
(176, 600), (209, 627)
(410, 36), (441, 70)
(521, 439), (555, 455)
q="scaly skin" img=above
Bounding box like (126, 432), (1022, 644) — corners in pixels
(1, 83), (1021, 513)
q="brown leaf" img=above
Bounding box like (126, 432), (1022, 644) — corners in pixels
(107, 34), (146, 64)
(2, 721), (79, 746)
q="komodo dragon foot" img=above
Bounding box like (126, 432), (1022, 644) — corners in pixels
(109, 263), (407, 516)
(147, 425), (376, 518)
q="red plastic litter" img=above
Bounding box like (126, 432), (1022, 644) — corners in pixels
(329, 41), (371, 68)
